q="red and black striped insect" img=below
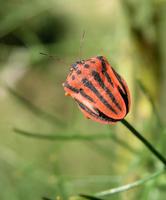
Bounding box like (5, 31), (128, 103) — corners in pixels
(63, 56), (131, 124)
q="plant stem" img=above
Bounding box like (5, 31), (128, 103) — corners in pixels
(80, 168), (165, 199)
(95, 168), (165, 198)
(121, 119), (166, 166)
(14, 128), (111, 141)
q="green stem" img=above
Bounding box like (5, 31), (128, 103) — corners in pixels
(14, 128), (119, 141)
(121, 119), (166, 166)
(79, 168), (165, 199)
(14, 127), (137, 153)
(95, 168), (165, 198)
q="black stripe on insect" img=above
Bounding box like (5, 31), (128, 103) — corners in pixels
(82, 78), (117, 114)
(97, 56), (114, 87)
(111, 67), (129, 114)
(79, 88), (94, 102)
(91, 70), (122, 111)
(75, 99), (120, 122)
(63, 82), (79, 93)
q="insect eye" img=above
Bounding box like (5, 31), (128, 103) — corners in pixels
(71, 63), (77, 70)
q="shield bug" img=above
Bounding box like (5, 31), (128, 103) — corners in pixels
(63, 56), (131, 124)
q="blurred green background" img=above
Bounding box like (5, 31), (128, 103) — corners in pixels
(0, 0), (166, 199)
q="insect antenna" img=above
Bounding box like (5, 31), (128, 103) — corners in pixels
(40, 52), (67, 65)
(79, 30), (86, 62)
